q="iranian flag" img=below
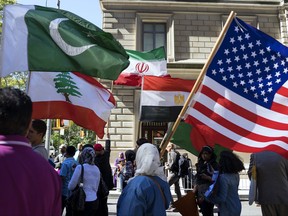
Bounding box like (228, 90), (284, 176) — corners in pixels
(140, 76), (195, 122)
(114, 47), (168, 86)
(27, 72), (115, 138)
(0, 4), (129, 79)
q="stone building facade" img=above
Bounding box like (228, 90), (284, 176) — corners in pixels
(98, 0), (288, 160)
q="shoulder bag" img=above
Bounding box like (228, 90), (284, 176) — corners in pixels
(67, 164), (86, 211)
(97, 175), (109, 199)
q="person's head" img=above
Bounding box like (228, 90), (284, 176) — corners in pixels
(166, 142), (175, 152)
(119, 152), (124, 159)
(59, 144), (67, 154)
(66, 146), (76, 157)
(81, 147), (96, 165)
(93, 143), (104, 155)
(136, 137), (149, 148)
(0, 87), (32, 136)
(134, 143), (166, 180)
(219, 151), (245, 174)
(199, 145), (216, 162)
(27, 119), (47, 146)
(119, 158), (125, 165)
(182, 153), (188, 159)
(125, 150), (136, 162)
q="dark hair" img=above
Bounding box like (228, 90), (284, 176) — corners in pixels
(82, 144), (94, 150)
(125, 150), (136, 162)
(219, 151), (245, 174)
(32, 119), (47, 138)
(0, 87), (32, 135)
(136, 137), (149, 147)
(66, 146), (76, 157)
(198, 145), (217, 162)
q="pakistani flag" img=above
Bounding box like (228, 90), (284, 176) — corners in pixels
(114, 47), (168, 86)
(0, 4), (129, 79)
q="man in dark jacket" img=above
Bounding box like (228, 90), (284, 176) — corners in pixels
(248, 151), (288, 216)
(94, 133), (113, 216)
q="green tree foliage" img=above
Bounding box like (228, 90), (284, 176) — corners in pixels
(51, 121), (96, 149)
(0, 71), (28, 90)
(0, 0), (16, 31)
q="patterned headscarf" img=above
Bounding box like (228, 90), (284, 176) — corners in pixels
(134, 143), (166, 181)
(81, 147), (95, 165)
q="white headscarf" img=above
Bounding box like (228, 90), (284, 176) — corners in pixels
(134, 143), (166, 181)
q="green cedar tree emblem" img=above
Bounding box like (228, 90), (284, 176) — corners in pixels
(53, 72), (82, 103)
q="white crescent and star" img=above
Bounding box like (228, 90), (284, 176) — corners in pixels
(49, 18), (95, 56)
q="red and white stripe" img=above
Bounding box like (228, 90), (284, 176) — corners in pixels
(185, 76), (288, 158)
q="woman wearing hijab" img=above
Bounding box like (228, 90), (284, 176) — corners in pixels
(117, 143), (173, 216)
(68, 147), (100, 216)
(194, 145), (219, 216)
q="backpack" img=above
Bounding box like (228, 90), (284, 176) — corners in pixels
(179, 157), (190, 177)
(170, 151), (181, 174)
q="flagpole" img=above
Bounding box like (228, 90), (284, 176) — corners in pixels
(159, 11), (237, 157)
(106, 80), (114, 137)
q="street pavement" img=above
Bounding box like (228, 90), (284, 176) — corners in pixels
(107, 190), (262, 216)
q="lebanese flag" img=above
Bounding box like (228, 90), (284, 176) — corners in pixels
(140, 76), (195, 122)
(27, 72), (115, 138)
(114, 47), (168, 86)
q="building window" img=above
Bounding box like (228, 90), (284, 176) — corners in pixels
(136, 13), (174, 62)
(142, 23), (166, 51)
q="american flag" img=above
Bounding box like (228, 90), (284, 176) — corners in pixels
(185, 17), (288, 158)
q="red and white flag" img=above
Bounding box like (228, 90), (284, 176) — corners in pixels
(27, 72), (115, 138)
(185, 17), (288, 158)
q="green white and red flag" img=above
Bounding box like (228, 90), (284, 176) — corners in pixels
(114, 47), (168, 86)
(27, 71), (115, 138)
(0, 4), (129, 80)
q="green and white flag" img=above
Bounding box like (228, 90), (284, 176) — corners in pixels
(0, 4), (129, 79)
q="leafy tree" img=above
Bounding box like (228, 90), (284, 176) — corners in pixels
(0, 71), (28, 90)
(51, 121), (96, 149)
(0, 0), (16, 31)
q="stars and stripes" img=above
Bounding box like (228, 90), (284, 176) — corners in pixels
(185, 17), (288, 158)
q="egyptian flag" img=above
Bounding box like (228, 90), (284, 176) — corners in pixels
(140, 76), (195, 122)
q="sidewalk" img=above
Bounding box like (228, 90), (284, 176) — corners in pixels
(108, 189), (262, 216)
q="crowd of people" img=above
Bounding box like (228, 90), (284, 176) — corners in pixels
(0, 87), (287, 216)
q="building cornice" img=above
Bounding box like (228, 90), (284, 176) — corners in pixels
(101, 0), (283, 13)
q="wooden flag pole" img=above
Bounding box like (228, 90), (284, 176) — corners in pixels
(159, 11), (236, 157)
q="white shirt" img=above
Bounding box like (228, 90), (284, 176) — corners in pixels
(68, 163), (100, 201)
